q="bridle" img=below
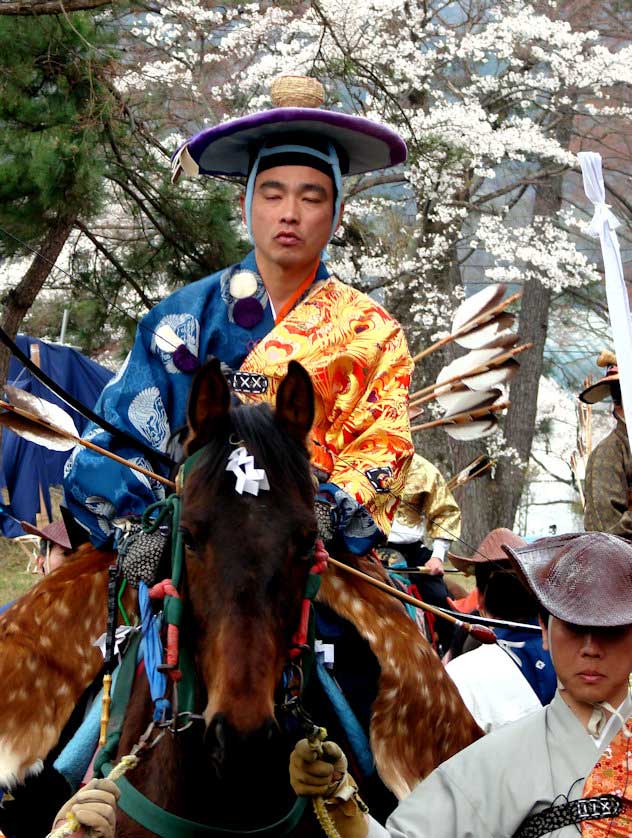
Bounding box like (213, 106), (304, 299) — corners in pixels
(96, 438), (326, 837)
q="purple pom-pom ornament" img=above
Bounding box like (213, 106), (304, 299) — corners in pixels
(173, 344), (200, 372)
(234, 297), (264, 329)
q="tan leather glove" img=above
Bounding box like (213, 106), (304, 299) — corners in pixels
(289, 739), (368, 838)
(290, 738), (348, 797)
(51, 778), (120, 838)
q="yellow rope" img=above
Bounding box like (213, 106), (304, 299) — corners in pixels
(49, 755), (139, 838)
(307, 728), (343, 838)
(312, 796), (343, 838)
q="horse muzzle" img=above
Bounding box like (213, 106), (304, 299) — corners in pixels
(204, 713), (279, 779)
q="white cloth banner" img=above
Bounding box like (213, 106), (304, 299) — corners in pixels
(578, 151), (632, 453)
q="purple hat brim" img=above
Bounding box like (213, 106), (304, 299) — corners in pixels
(176, 108), (407, 177)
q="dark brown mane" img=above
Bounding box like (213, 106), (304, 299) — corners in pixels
(185, 400), (314, 507)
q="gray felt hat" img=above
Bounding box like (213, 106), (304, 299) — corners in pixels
(503, 532), (632, 627)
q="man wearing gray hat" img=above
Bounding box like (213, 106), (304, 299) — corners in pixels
(289, 531), (632, 838)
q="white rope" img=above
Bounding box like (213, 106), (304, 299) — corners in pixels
(578, 152), (632, 454)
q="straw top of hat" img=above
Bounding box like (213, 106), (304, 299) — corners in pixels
(597, 350), (617, 368)
(270, 76), (325, 109)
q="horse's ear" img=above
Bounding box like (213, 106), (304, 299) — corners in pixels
(275, 361), (314, 445)
(186, 358), (230, 451)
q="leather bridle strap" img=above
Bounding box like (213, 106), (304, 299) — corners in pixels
(107, 775), (308, 838)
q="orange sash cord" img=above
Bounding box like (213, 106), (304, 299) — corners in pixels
(582, 717), (632, 838)
(274, 261), (320, 325)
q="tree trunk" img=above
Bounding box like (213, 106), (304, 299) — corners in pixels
(446, 141), (571, 551)
(387, 232), (462, 478)
(0, 214), (76, 390)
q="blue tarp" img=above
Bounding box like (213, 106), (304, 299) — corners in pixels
(0, 335), (113, 537)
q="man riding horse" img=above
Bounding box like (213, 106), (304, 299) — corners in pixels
(0, 76), (447, 838)
(63, 75), (414, 564)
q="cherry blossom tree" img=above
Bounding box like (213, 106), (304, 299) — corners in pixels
(115, 0), (632, 542)
(4, 0), (629, 541)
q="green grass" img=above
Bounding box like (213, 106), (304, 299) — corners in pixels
(0, 537), (39, 604)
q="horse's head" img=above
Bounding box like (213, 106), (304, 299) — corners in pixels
(180, 359), (318, 763)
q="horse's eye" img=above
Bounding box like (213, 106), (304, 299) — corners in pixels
(295, 530), (318, 559)
(180, 527), (196, 551)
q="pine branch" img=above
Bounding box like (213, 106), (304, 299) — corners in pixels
(0, 0), (112, 14)
(75, 220), (154, 310)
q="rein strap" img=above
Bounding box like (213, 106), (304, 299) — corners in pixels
(107, 774), (309, 838)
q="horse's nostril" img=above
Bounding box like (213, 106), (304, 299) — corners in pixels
(263, 718), (278, 743)
(215, 715), (228, 747)
(206, 713), (228, 771)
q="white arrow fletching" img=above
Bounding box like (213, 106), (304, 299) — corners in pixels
(154, 324), (184, 354)
(8, 423), (76, 451)
(436, 346), (509, 384)
(452, 284), (506, 333)
(454, 314), (515, 349)
(5, 385), (79, 437)
(444, 417), (498, 440)
(461, 360), (519, 391)
(439, 389), (501, 417)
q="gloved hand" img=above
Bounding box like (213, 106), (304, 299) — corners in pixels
(290, 738), (348, 798)
(51, 778), (120, 837)
(289, 739), (368, 838)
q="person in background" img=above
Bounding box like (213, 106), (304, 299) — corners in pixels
(289, 531), (632, 838)
(0, 518), (76, 619)
(386, 453), (460, 651)
(445, 562), (555, 732)
(580, 350), (631, 539)
(446, 527), (525, 656)
(20, 519), (73, 575)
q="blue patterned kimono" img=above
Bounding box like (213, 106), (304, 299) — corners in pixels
(64, 251), (398, 553)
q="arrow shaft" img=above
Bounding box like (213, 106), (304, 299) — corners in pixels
(410, 401), (510, 433)
(446, 462), (493, 491)
(411, 291), (523, 364)
(326, 556), (496, 643)
(0, 401), (176, 489)
(409, 342), (532, 404)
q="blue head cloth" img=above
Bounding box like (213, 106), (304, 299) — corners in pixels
(244, 142), (343, 248)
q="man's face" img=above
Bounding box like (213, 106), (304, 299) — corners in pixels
(243, 165), (337, 274)
(543, 616), (632, 710)
(36, 541), (71, 574)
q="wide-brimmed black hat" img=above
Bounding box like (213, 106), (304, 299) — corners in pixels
(579, 350), (620, 405)
(503, 532), (632, 627)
